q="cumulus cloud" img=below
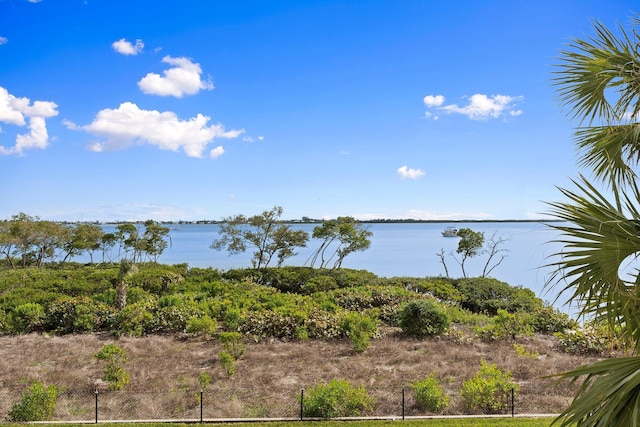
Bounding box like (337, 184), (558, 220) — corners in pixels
(0, 86), (58, 155)
(80, 102), (243, 157)
(210, 145), (224, 159)
(0, 36), (7, 45)
(424, 93), (523, 121)
(423, 94), (444, 107)
(138, 56), (214, 97)
(397, 165), (425, 180)
(112, 38), (144, 55)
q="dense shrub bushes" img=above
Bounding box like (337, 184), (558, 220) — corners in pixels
(453, 277), (542, 315)
(398, 299), (450, 337)
(302, 379), (375, 418)
(411, 373), (449, 413)
(0, 264), (573, 349)
(460, 360), (518, 414)
(7, 381), (58, 422)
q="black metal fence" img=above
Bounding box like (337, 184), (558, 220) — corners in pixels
(0, 385), (555, 423)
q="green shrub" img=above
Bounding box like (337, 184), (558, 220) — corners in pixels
(113, 301), (154, 336)
(7, 381), (58, 422)
(94, 343), (130, 390)
(9, 302), (45, 333)
(45, 296), (114, 333)
(301, 276), (338, 294)
(460, 360), (518, 414)
(411, 373), (449, 413)
(219, 350), (236, 376)
(380, 276), (462, 303)
(302, 379), (375, 418)
(453, 278), (542, 315)
(340, 312), (377, 352)
(218, 331), (245, 377)
(398, 300), (449, 337)
(530, 305), (578, 334)
(476, 309), (532, 341)
(554, 325), (620, 356)
(186, 314), (218, 336)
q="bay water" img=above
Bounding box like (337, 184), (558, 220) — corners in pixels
(95, 221), (569, 309)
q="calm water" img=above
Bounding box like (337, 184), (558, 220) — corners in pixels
(93, 222), (569, 307)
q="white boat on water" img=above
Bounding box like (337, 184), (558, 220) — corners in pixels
(442, 227), (459, 237)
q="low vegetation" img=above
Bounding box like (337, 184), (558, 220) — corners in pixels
(0, 262), (621, 421)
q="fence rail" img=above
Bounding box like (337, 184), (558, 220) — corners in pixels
(0, 385), (549, 423)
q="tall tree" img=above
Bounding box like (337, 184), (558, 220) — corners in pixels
(211, 206), (309, 269)
(549, 15), (640, 426)
(140, 220), (170, 263)
(308, 217), (372, 269)
(62, 223), (104, 263)
(455, 228), (485, 278)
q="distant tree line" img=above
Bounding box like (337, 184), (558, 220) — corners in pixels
(0, 207), (373, 270)
(0, 213), (170, 268)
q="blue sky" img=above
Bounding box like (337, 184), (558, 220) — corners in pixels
(0, 0), (637, 222)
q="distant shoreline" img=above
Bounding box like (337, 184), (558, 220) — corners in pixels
(55, 218), (565, 225)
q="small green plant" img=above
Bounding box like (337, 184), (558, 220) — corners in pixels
(94, 343), (130, 390)
(7, 381), (58, 422)
(340, 312), (377, 352)
(398, 299), (449, 337)
(460, 360), (518, 414)
(186, 314), (218, 336)
(196, 372), (212, 403)
(219, 351), (236, 376)
(411, 373), (449, 413)
(218, 331), (245, 376)
(9, 303), (45, 333)
(476, 309), (532, 341)
(513, 343), (539, 359)
(302, 378), (375, 418)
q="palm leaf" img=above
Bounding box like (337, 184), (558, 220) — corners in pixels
(546, 175), (640, 348)
(553, 18), (640, 185)
(552, 357), (640, 426)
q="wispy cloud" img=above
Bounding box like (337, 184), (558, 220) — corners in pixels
(0, 36), (8, 45)
(138, 56), (214, 97)
(397, 165), (425, 180)
(112, 38), (144, 55)
(78, 102), (243, 157)
(0, 86), (58, 156)
(424, 93), (523, 121)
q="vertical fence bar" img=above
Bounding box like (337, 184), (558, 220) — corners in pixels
(511, 387), (515, 417)
(401, 386), (405, 421)
(200, 390), (203, 422)
(94, 390), (98, 424)
(300, 389), (304, 420)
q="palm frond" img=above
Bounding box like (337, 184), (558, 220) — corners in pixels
(553, 20), (640, 126)
(552, 356), (640, 426)
(545, 175), (640, 347)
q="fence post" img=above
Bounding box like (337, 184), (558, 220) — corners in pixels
(94, 390), (98, 424)
(300, 389), (304, 420)
(402, 385), (405, 421)
(200, 390), (203, 422)
(511, 387), (515, 417)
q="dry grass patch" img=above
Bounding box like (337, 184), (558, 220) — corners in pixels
(0, 331), (605, 419)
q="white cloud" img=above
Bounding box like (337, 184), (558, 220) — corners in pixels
(0, 86), (58, 156)
(210, 145), (224, 159)
(81, 102), (243, 157)
(423, 94), (444, 107)
(138, 55), (214, 97)
(0, 36), (7, 45)
(424, 93), (523, 121)
(397, 165), (425, 180)
(112, 38), (144, 55)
